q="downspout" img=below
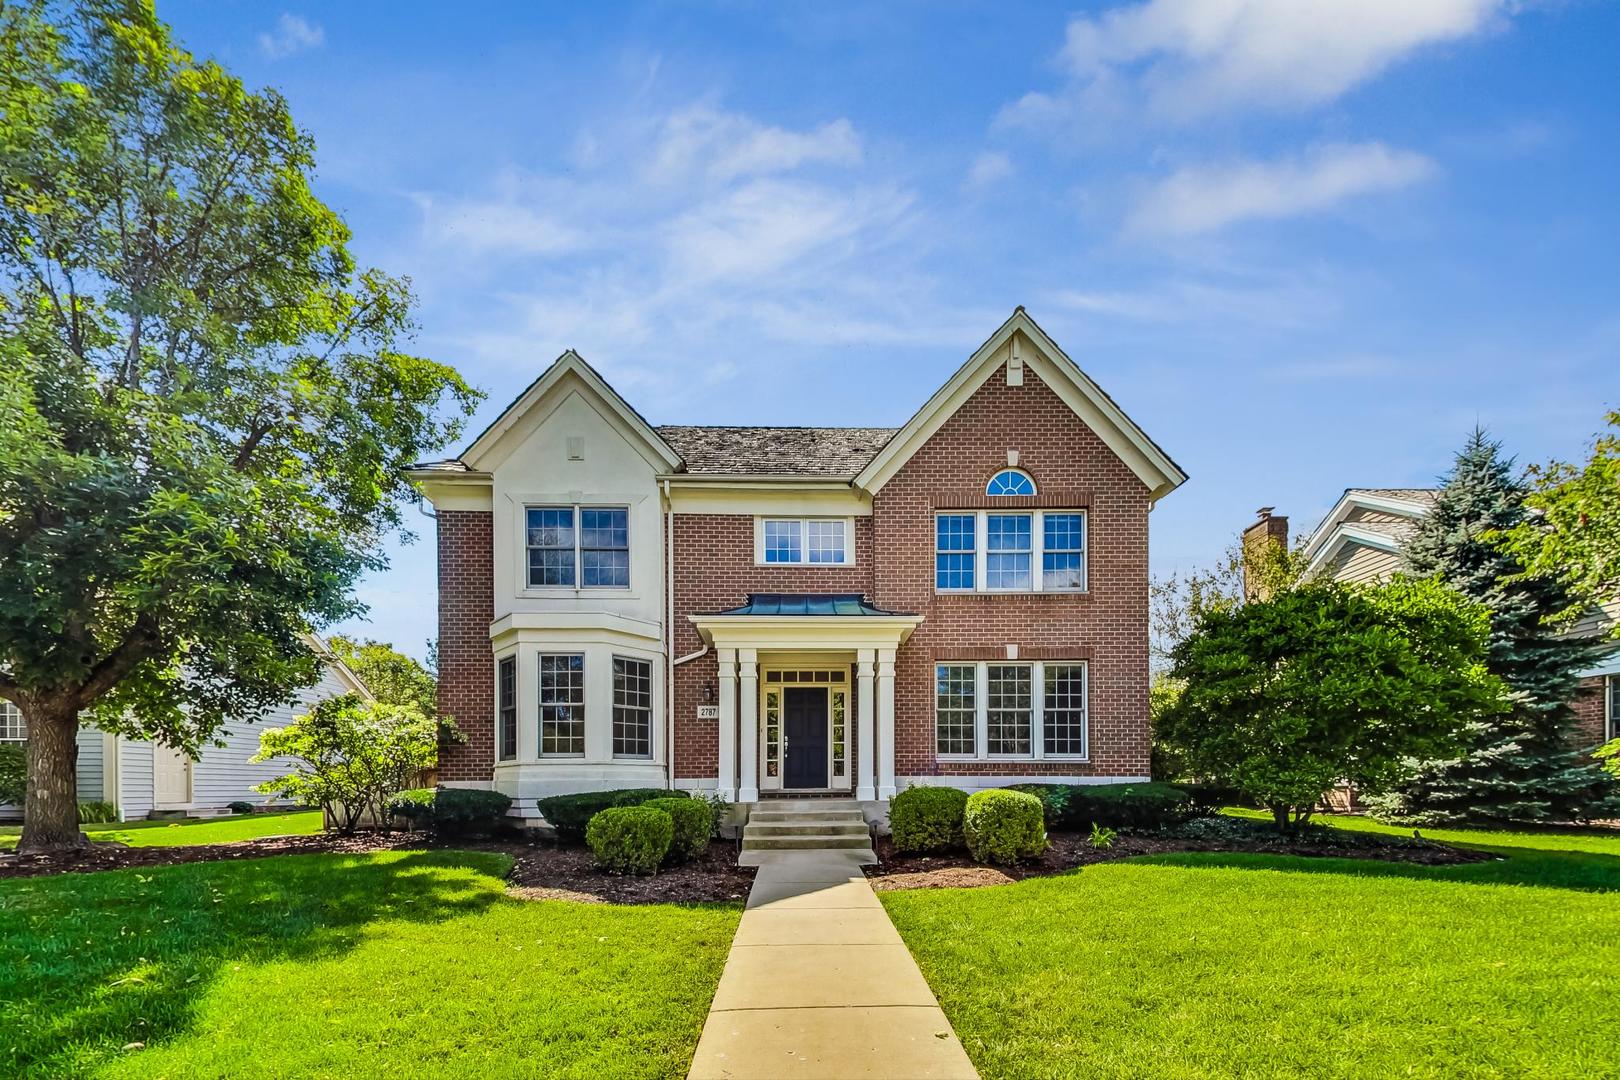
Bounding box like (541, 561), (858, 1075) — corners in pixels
(665, 479), (676, 790)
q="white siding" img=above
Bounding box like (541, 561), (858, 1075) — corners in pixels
(117, 738), (154, 821)
(75, 727), (103, 802)
(187, 663), (355, 809)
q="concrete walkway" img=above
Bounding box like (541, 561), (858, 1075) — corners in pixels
(688, 851), (979, 1080)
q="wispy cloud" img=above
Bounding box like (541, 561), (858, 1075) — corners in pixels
(648, 106), (861, 182)
(965, 151), (1013, 191)
(258, 13), (324, 60)
(1126, 142), (1437, 236)
(1002, 0), (1509, 134)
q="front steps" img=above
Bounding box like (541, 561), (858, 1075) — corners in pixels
(739, 799), (876, 865)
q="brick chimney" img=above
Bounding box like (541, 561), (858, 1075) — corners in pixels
(1241, 507), (1289, 601)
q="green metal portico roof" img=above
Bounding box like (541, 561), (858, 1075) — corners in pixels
(711, 594), (913, 617)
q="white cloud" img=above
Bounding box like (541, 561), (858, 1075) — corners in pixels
(411, 193), (584, 257)
(1126, 142), (1436, 236)
(965, 151), (1013, 191)
(1003, 0), (1508, 130)
(649, 106), (861, 183)
(258, 14), (324, 60)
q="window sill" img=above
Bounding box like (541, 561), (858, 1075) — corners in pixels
(518, 588), (639, 600)
(934, 590), (1091, 599)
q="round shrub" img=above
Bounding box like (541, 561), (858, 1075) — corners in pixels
(889, 785), (968, 853)
(645, 797), (712, 863)
(227, 800), (257, 815)
(538, 787), (673, 841)
(963, 789), (1047, 865)
(586, 805), (674, 875)
(386, 787), (512, 835)
(386, 787), (437, 827)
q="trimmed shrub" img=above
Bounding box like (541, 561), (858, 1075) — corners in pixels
(538, 787), (672, 841)
(1008, 782), (1197, 830)
(963, 789), (1047, 865)
(1174, 781), (1255, 814)
(586, 805), (673, 875)
(0, 743), (24, 805)
(889, 785), (968, 853)
(645, 797), (711, 863)
(227, 800), (256, 815)
(77, 801), (118, 824)
(386, 787), (512, 835)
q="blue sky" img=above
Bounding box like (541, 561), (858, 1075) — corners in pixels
(167, 1), (1618, 661)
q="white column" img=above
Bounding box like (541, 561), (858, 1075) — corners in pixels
(516, 647), (539, 763)
(737, 648), (759, 803)
(716, 648), (737, 802)
(856, 649), (876, 801)
(877, 647), (897, 800)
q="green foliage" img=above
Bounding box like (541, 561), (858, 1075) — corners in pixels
(0, 743), (22, 804)
(889, 785), (968, 853)
(1009, 782), (1198, 830)
(1597, 739), (1619, 782)
(1372, 430), (1620, 824)
(227, 801), (255, 815)
(536, 787), (674, 842)
(76, 800), (116, 823)
(251, 695), (437, 834)
(1149, 673), (1191, 780)
(963, 789), (1047, 865)
(586, 806), (674, 875)
(687, 789), (731, 838)
(1150, 531), (1308, 667)
(1088, 823), (1118, 849)
(326, 637), (439, 723)
(386, 787), (512, 836)
(1159, 575), (1505, 829)
(0, 0), (480, 849)
(644, 797), (711, 864)
(1499, 411), (1620, 635)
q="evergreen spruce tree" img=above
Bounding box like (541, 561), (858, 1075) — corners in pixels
(1371, 430), (1620, 823)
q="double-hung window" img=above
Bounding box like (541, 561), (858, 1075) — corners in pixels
(526, 506), (629, 589)
(934, 660), (1088, 760)
(934, 511), (1087, 593)
(0, 701), (25, 742)
(497, 656), (517, 761)
(538, 654), (585, 756)
(613, 656), (653, 759)
(759, 518), (851, 565)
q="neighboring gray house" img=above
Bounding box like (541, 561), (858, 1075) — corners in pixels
(1, 637), (371, 823)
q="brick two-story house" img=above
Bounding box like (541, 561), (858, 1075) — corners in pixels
(409, 309), (1186, 825)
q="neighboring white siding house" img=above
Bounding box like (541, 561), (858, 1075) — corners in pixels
(0, 640), (371, 823)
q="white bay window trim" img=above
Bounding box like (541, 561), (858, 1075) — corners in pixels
(934, 510), (1087, 594)
(935, 659), (1089, 762)
(754, 516), (856, 566)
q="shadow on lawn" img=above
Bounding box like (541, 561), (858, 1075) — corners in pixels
(1130, 845), (1620, 894)
(0, 849), (508, 1077)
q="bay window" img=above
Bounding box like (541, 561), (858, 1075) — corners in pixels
(935, 659), (1088, 760)
(538, 653), (585, 756)
(497, 656), (516, 761)
(934, 510), (1087, 593)
(612, 656), (653, 759)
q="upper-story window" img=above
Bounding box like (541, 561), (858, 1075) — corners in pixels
(985, 469), (1036, 496)
(935, 510), (1087, 593)
(758, 518), (852, 565)
(526, 506), (629, 589)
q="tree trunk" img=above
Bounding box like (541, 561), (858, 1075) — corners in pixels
(17, 700), (87, 854)
(1270, 803), (1289, 831)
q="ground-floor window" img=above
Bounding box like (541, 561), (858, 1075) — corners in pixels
(1609, 675), (1617, 742)
(539, 653), (585, 756)
(0, 700), (24, 742)
(497, 656), (517, 761)
(935, 659), (1088, 761)
(613, 656), (653, 758)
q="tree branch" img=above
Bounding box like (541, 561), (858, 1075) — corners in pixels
(73, 617), (161, 710)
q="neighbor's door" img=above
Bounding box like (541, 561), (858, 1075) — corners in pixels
(783, 687), (829, 789)
(154, 742), (191, 806)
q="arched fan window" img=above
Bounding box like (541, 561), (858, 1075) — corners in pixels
(985, 469), (1036, 496)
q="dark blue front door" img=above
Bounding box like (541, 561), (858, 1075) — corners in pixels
(783, 687), (829, 789)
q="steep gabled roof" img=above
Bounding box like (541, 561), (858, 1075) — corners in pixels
(657, 426), (896, 477)
(853, 308), (1187, 501)
(1301, 487), (1437, 570)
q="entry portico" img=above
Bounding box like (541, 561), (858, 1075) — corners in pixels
(689, 594), (922, 805)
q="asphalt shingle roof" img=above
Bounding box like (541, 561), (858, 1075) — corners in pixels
(655, 426), (897, 477)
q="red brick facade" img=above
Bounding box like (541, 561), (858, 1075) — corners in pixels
(435, 510), (494, 782)
(872, 363), (1152, 780)
(1573, 675), (1613, 749)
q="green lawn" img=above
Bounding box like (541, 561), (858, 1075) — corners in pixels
(0, 809), (324, 850)
(0, 850), (740, 1079)
(883, 816), (1620, 1079)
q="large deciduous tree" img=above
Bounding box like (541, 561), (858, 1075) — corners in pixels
(0, 1), (479, 851)
(1370, 431), (1620, 824)
(1157, 576), (1503, 829)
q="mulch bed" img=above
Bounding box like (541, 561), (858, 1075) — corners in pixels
(0, 830), (756, 905)
(865, 829), (1493, 891)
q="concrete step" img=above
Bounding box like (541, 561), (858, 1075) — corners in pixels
(744, 821), (870, 838)
(757, 799), (862, 812)
(748, 809), (867, 825)
(741, 833), (875, 851)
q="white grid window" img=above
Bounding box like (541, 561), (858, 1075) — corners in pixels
(759, 518), (850, 565)
(613, 656), (653, 759)
(934, 660), (1088, 760)
(539, 654), (585, 756)
(935, 665), (977, 756)
(934, 510), (1086, 593)
(0, 701), (25, 742)
(497, 657), (517, 761)
(526, 506), (629, 589)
